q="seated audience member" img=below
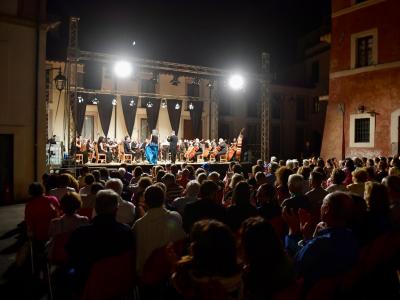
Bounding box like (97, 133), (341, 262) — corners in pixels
(248, 165), (264, 188)
(226, 182), (258, 232)
(196, 173), (207, 185)
(81, 182), (104, 209)
(49, 174), (76, 201)
(48, 192), (88, 258)
(382, 175), (400, 229)
(130, 166), (143, 185)
(284, 192), (358, 293)
(172, 220), (241, 299)
(65, 189), (134, 288)
(240, 217), (295, 300)
(256, 183), (282, 220)
(343, 159), (356, 186)
(389, 157), (400, 176)
(132, 185), (186, 275)
(172, 180), (200, 216)
(183, 180), (226, 233)
(255, 171), (267, 187)
(265, 162), (279, 186)
(275, 167), (293, 205)
(177, 168), (190, 188)
(64, 172), (79, 192)
(156, 170), (166, 183)
(346, 168), (368, 197)
(326, 168), (346, 193)
(91, 170), (103, 185)
(120, 163), (133, 184)
(297, 166), (312, 193)
(162, 173), (184, 204)
(375, 160), (388, 182)
(99, 168), (110, 182)
(79, 174), (95, 197)
(281, 174), (310, 211)
(305, 171), (328, 216)
(105, 178), (135, 225)
(77, 166), (90, 189)
(25, 182), (60, 242)
(224, 173), (244, 207)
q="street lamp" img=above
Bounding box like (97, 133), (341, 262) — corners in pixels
(47, 67), (67, 92)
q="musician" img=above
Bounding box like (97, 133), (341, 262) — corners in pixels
(216, 138), (228, 160)
(145, 129), (159, 165)
(167, 131), (178, 163)
(193, 138), (203, 160)
(123, 136), (134, 154)
(98, 136), (113, 163)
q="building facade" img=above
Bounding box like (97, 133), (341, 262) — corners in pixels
(0, 0), (47, 203)
(321, 0), (400, 159)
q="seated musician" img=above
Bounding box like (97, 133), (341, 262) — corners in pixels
(123, 136), (134, 154)
(216, 138), (228, 160)
(193, 138), (203, 160)
(98, 136), (113, 163)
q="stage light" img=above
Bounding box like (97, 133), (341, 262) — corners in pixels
(206, 80), (214, 88)
(146, 101), (153, 108)
(175, 103), (180, 110)
(78, 96), (84, 103)
(228, 74), (244, 90)
(161, 99), (167, 109)
(114, 61), (132, 78)
(192, 77), (200, 85)
(112, 98), (117, 106)
(170, 74), (180, 86)
(92, 97), (98, 105)
(188, 102), (194, 110)
(129, 98), (135, 107)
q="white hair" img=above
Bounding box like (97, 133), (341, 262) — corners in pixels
(105, 178), (123, 195)
(303, 159), (310, 167)
(288, 174), (304, 194)
(286, 160), (294, 170)
(118, 167), (126, 177)
(186, 180), (200, 197)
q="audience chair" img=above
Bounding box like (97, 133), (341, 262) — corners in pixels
(219, 154), (227, 162)
(197, 154), (204, 163)
(76, 154), (84, 164)
(97, 154), (106, 164)
(81, 251), (136, 300)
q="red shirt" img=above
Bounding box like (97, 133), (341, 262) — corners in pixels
(25, 195), (60, 241)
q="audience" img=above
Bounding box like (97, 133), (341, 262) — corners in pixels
(49, 174), (76, 201)
(172, 180), (200, 216)
(105, 178), (135, 225)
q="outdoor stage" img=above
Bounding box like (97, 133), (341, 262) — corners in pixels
(57, 161), (253, 178)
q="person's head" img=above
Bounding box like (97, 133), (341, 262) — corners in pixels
(28, 182), (44, 197)
(95, 189), (119, 216)
(208, 171), (220, 183)
(138, 176), (152, 189)
(331, 168), (346, 185)
(105, 178), (123, 195)
(144, 185), (165, 209)
(118, 167), (126, 178)
(256, 159), (264, 168)
(364, 182), (390, 214)
(382, 175), (400, 205)
(156, 170), (166, 183)
(239, 217), (285, 267)
(84, 174), (95, 186)
(199, 180), (219, 201)
(255, 171), (267, 185)
(297, 166), (311, 181)
(288, 174), (304, 195)
(57, 174), (70, 188)
(252, 165), (263, 176)
(162, 173), (176, 186)
(232, 164), (243, 175)
(91, 170), (101, 182)
(309, 171), (324, 189)
(228, 161), (236, 171)
(232, 181), (251, 206)
(268, 162), (279, 174)
(197, 173), (207, 184)
(171, 164), (179, 176)
(186, 165), (195, 179)
(345, 159), (355, 171)
(229, 173), (244, 189)
(320, 192), (353, 227)
(181, 168), (190, 179)
(80, 166), (89, 176)
(133, 166), (143, 178)
(352, 168), (368, 184)
(185, 180), (200, 198)
(90, 182), (104, 195)
(275, 167), (293, 187)
(60, 192), (82, 215)
(256, 183), (278, 206)
(190, 219), (238, 277)
(100, 168), (109, 180)
(195, 167), (206, 177)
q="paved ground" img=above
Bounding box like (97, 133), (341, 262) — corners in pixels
(0, 204), (25, 280)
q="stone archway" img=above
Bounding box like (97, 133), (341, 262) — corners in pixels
(390, 109), (400, 155)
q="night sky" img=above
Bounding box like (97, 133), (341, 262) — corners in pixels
(47, 0), (330, 73)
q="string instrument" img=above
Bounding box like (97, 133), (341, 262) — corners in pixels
(186, 145), (199, 160)
(184, 145), (194, 159)
(203, 147), (212, 158)
(212, 146), (221, 157)
(235, 128), (244, 161)
(227, 142), (237, 161)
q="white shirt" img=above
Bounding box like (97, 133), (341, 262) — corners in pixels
(49, 187), (75, 201)
(79, 184), (92, 197)
(116, 198), (135, 225)
(132, 206), (186, 274)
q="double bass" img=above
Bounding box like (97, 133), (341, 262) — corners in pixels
(226, 139), (237, 161)
(235, 128), (244, 161)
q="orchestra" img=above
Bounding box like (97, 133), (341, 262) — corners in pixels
(73, 128), (245, 164)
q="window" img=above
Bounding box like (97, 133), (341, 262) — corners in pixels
(350, 113), (375, 147)
(351, 29), (377, 69)
(271, 94), (282, 119)
(82, 115), (94, 141)
(296, 96), (306, 121)
(356, 36), (373, 67)
(271, 125), (281, 156)
(187, 84), (199, 97)
(141, 79), (155, 94)
(311, 61), (319, 83)
(140, 119), (150, 141)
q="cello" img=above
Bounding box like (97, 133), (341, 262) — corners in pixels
(226, 139), (237, 161)
(235, 128), (244, 161)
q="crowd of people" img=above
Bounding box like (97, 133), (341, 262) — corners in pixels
(20, 155), (400, 299)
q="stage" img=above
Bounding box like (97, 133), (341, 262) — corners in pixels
(54, 161), (253, 178)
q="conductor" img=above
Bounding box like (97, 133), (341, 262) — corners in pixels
(167, 131), (178, 163)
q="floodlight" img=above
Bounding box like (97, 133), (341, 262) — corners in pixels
(228, 74), (244, 90)
(114, 61), (132, 78)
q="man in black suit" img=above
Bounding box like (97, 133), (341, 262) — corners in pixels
(167, 131), (178, 163)
(123, 136), (133, 154)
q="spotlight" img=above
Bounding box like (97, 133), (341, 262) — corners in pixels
(161, 99), (167, 109)
(175, 103), (180, 110)
(146, 101), (153, 108)
(228, 74), (244, 90)
(112, 98), (117, 106)
(114, 61), (133, 78)
(92, 97), (98, 105)
(206, 80), (214, 88)
(188, 102), (194, 110)
(78, 96), (84, 103)
(129, 98), (136, 107)
(170, 74), (180, 86)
